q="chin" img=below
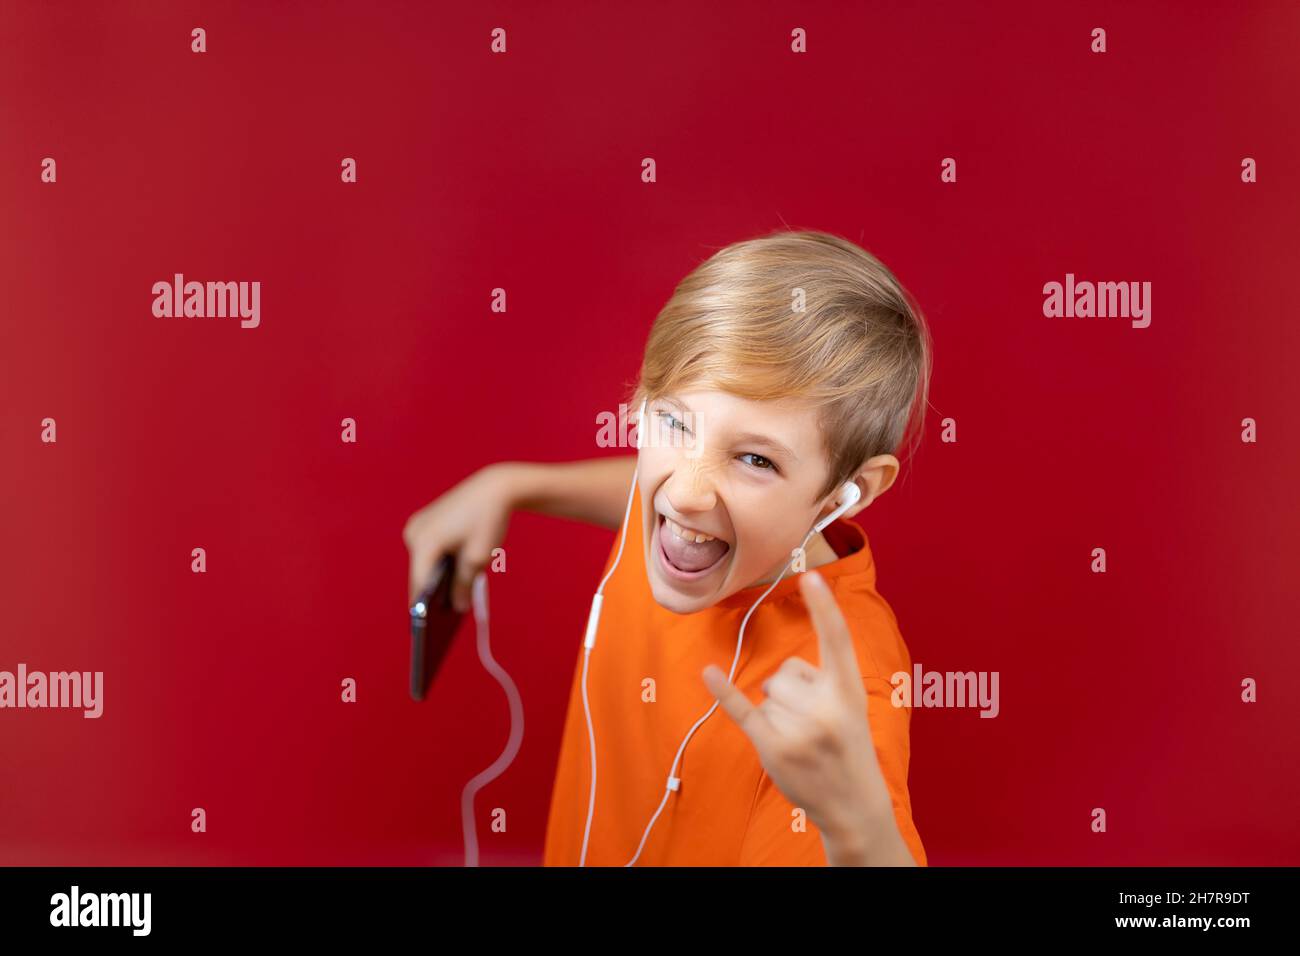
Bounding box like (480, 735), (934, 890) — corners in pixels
(646, 575), (713, 615)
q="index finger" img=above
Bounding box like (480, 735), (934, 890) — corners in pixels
(798, 571), (863, 692)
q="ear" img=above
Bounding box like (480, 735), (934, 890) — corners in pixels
(840, 455), (900, 519)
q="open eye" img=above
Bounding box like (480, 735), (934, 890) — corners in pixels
(738, 452), (777, 473)
(657, 410), (687, 432)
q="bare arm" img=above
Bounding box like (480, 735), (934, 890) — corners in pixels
(499, 456), (638, 531)
(404, 455), (637, 609)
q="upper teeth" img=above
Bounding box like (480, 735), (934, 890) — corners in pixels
(666, 516), (717, 543)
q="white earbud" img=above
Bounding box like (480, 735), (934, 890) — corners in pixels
(813, 481), (862, 534)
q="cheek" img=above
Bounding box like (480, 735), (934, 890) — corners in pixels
(731, 509), (808, 565)
(636, 448), (672, 485)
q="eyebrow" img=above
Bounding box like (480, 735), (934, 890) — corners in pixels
(660, 396), (800, 464)
(732, 431), (800, 463)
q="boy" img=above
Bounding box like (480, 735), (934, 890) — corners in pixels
(404, 229), (933, 866)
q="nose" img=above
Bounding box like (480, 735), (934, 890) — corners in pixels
(662, 454), (720, 517)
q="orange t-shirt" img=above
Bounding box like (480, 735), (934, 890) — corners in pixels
(542, 485), (927, 867)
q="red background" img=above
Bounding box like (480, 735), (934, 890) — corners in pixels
(2, 0), (1297, 865)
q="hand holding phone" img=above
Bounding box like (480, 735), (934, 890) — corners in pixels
(402, 465), (516, 613)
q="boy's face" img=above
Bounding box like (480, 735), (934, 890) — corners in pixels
(637, 388), (841, 614)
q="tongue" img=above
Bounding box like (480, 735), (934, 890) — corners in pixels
(660, 521), (728, 572)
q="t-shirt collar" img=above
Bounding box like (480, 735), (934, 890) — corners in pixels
(712, 518), (874, 610)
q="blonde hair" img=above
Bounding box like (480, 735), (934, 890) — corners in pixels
(630, 228), (934, 504)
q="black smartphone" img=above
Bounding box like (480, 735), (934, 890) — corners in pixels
(409, 553), (463, 701)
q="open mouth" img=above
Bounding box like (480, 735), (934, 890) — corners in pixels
(655, 512), (731, 581)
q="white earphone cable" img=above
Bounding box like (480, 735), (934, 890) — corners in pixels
(460, 572), (525, 867)
(578, 402), (647, 867)
(621, 526), (817, 866)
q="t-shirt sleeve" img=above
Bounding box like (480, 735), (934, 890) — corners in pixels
(735, 675), (927, 867)
(864, 674), (927, 867)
